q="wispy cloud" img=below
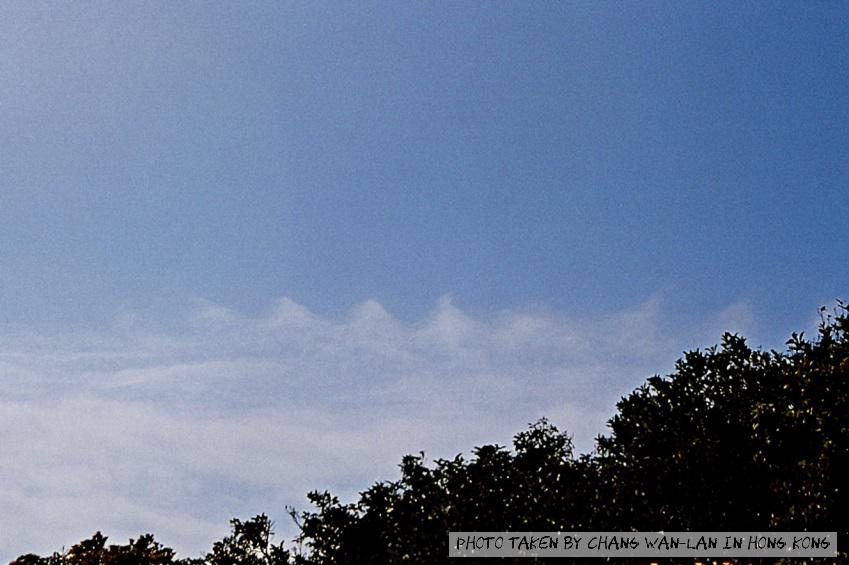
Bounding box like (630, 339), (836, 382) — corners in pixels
(0, 296), (754, 559)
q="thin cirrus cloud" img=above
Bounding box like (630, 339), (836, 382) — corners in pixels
(0, 295), (753, 559)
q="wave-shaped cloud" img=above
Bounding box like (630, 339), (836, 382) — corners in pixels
(0, 296), (753, 559)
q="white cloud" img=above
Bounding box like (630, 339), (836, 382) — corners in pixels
(0, 296), (754, 559)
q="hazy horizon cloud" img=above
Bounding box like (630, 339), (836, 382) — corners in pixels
(0, 296), (755, 559)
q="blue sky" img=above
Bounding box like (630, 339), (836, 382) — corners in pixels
(0, 1), (847, 558)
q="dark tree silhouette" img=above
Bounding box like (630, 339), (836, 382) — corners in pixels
(11, 532), (178, 565)
(205, 515), (291, 565)
(290, 303), (848, 563)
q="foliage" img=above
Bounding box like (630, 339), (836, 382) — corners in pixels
(10, 532), (178, 565)
(205, 515), (291, 565)
(8, 516), (288, 565)
(290, 419), (597, 564)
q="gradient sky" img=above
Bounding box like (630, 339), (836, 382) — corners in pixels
(0, 1), (847, 559)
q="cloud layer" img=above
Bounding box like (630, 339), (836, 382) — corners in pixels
(0, 296), (753, 559)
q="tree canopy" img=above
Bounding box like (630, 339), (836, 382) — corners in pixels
(13, 303), (848, 564)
